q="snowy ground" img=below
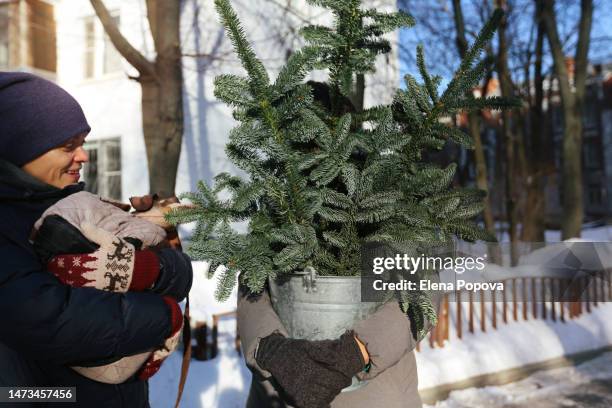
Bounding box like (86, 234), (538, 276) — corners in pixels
(425, 351), (612, 408)
(415, 303), (612, 389)
(149, 322), (250, 408)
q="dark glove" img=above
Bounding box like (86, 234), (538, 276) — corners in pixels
(32, 215), (98, 263)
(255, 331), (365, 408)
(151, 248), (193, 301)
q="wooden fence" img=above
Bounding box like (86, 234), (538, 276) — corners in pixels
(189, 270), (611, 358)
(192, 310), (240, 361)
(418, 270), (612, 351)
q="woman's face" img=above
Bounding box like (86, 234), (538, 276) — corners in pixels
(21, 134), (89, 189)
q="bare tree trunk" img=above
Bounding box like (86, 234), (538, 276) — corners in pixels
(495, 0), (519, 264)
(451, 0), (496, 241)
(522, 0), (547, 242)
(540, 0), (593, 239)
(90, 0), (183, 197)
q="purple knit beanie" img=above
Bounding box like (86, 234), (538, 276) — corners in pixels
(0, 72), (91, 166)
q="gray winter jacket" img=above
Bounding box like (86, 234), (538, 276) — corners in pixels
(238, 286), (423, 408)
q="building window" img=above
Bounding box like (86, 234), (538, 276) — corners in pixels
(583, 97), (599, 130)
(551, 106), (563, 134)
(584, 141), (601, 170)
(0, 4), (9, 69)
(103, 13), (121, 74)
(29, 0), (56, 72)
(84, 16), (95, 79)
(587, 183), (603, 206)
(82, 138), (122, 199)
(84, 11), (121, 79)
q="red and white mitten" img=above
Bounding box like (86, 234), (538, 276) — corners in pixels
(138, 296), (184, 380)
(47, 222), (160, 292)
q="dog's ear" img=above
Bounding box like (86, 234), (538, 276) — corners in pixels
(129, 194), (157, 212)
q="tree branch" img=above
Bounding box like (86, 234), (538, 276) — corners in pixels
(541, 0), (573, 104)
(145, 0), (161, 55)
(90, 0), (156, 79)
(451, 0), (469, 58)
(573, 0), (593, 99)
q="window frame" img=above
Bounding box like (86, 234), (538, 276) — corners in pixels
(82, 137), (122, 200)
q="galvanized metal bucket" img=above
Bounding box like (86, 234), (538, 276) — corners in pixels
(269, 267), (383, 340)
(268, 267), (385, 392)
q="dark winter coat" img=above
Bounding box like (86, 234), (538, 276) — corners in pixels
(238, 283), (424, 408)
(0, 160), (174, 408)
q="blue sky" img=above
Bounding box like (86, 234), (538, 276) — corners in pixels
(396, 0), (612, 87)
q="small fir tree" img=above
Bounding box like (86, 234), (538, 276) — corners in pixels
(168, 0), (518, 339)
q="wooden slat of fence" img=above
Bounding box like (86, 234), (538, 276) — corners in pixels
(609, 270), (612, 301)
(469, 291), (474, 334)
(212, 316), (219, 359)
(559, 279), (565, 323)
(480, 289), (486, 333)
(569, 276), (581, 319)
(542, 277), (547, 320)
(522, 277), (528, 321)
(599, 271), (605, 305)
(585, 276), (591, 314)
(193, 321), (208, 361)
(503, 279), (508, 323)
(456, 291), (462, 340)
(532, 278), (537, 319)
(513, 278), (518, 322)
(604, 270), (608, 301)
(492, 288), (497, 330)
(551, 279), (557, 322)
(609, 270), (612, 300)
(593, 273), (598, 307)
(577, 282), (583, 317)
(437, 295), (449, 348)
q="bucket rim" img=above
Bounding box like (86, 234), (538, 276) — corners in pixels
(274, 271), (364, 281)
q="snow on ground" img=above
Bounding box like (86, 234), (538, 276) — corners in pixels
(416, 302), (612, 390)
(149, 317), (250, 408)
(425, 351), (612, 408)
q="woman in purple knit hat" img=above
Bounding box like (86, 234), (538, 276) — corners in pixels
(0, 72), (192, 408)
